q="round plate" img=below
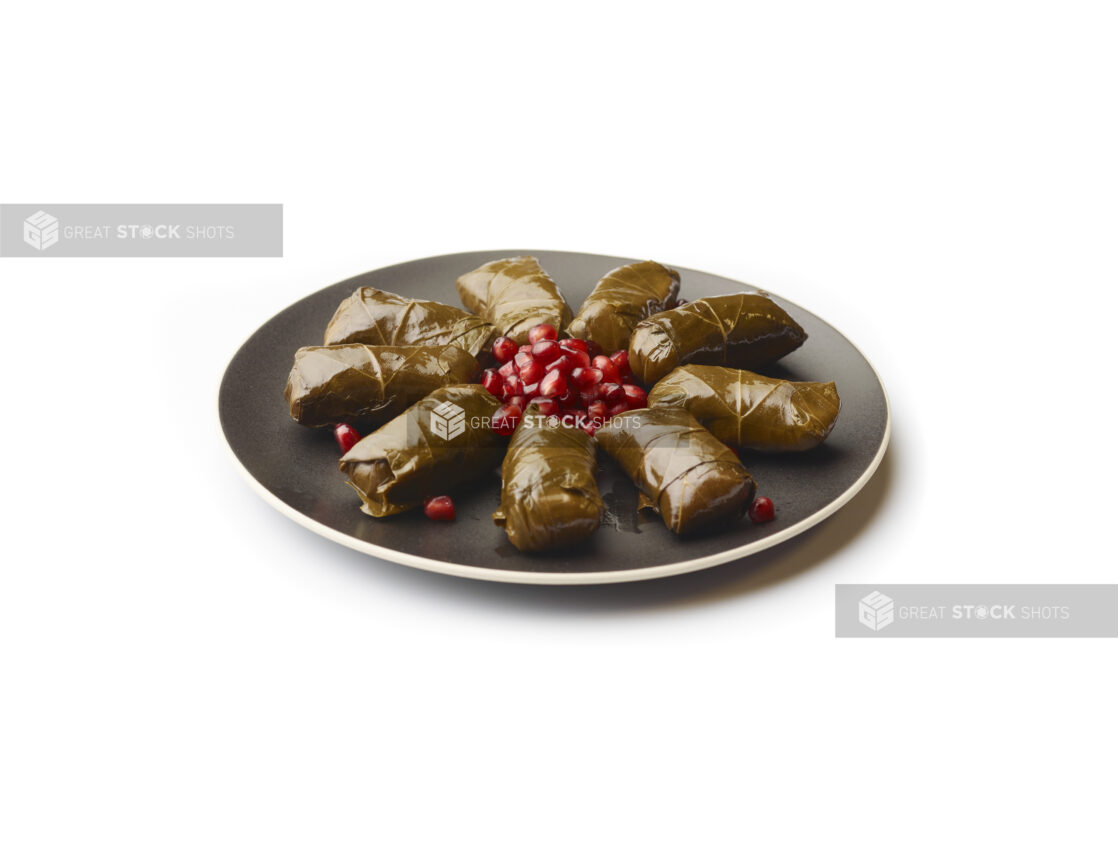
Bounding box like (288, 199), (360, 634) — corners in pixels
(219, 250), (890, 585)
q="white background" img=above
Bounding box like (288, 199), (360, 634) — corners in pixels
(2, 2), (1116, 839)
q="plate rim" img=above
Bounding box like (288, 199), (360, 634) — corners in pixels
(217, 250), (892, 586)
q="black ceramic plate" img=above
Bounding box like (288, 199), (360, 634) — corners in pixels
(219, 250), (890, 584)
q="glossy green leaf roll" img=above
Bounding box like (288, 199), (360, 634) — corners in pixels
(648, 364), (840, 452)
(628, 293), (807, 385)
(565, 261), (681, 354)
(284, 344), (479, 428)
(340, 384), (504, 517)
(493, 413), (605, 551)
(324, 287), (495, 357)
(456, 256), (573, 345)
(595, 407), (756, 535)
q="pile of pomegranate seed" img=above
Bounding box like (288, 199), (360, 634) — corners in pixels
(480, 324), (647, 436)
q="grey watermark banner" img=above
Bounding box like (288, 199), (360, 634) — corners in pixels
(0, 204), (282, 257)
(836, 585), (1118, 637)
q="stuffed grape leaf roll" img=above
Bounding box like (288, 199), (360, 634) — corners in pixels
(628, 293), (807, 385)
(647, 364), (839, 452)
(284, 344), (479, 428)
(565, 260), (680, 354)
(456, 256), (572, 345)
(340, 384), (504, 517)
(595, 407), (756, 535)
(324, 287), (495, 357)
(493, 412), (605, 551)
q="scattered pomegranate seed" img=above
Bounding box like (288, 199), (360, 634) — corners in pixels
(559, 337), (588, 354)
(333, 423), (361, 454)
(528, 323), (559, 344)
(539, 368), (568, 398)
(544, 354), (573, 376)
(491, 403), (524, 435)
(529, 397), (559, 416)
(622, 384), (648, 410)
(424, 495), (456, 521)
(517, 355), (544, 386)
(507, 395), (528, 409)
(492, 336), (517, 364)
(749, 496), (775, 523)
(480, 368), (502, 397)
(592, 355), (622, 384)
(609, 349), (629, 376)
(531, 338), (562, 365)
(497, 359), (516, 379)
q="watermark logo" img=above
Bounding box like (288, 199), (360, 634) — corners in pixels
(430, 401), (466, 441)
(23, 211), (59, 251)
(858, 591), (895, 631)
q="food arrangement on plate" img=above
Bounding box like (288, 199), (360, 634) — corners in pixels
(282, 256), (841, 553)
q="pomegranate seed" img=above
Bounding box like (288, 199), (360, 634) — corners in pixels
(607, 398), (629, 416)
(497, 359), (515, 379)
(424, 495), (456, 521)
(592, 355), (621, 384)
(518, 344), (533, 355)
(531, 338), (562, 365)
(523, 380), (541, 398)
(749, 496), (775, 523)
(599, 382), (624, 404)
(571, 366), (603, 390)
(586, 400), (609, 422)
(502, 374), (524, 398)
(528, 323), (559, 343)
(562, 347), (592, 369)
(491, 403), (523, 435)
(567, 408), (588, 423)
(557, 389), (580, 409)
(609, 349), (629, 376)
(622, 374), (636, 386)
(544, 354), (573, 376)
(517, 354), (544, 386)
(492, 336), (517, 364)
(539, 368), (568, 398)
(559, 337), (588, 354)
(480, 368), (502, 397)
(508, 395), (528, 409)
(333, 423), (361, 454)
(622, 384), (648, 410)
(529, 397), (559, 416)
(586, 339), (604, 358)
(578, 389), (599, 407)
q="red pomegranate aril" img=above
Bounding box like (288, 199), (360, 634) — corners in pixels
(580, 417), (601, 436)
(333, 423), (361, 454)
(491, 403), (523, 435)
(586, 400), (609, 422)
(559, 337), (588, 354)
(518, 356), (544, 386)
(607, 399), (629, 416)
(497, 359), (516, 379)
(531, 338), (562, 365)
(529, 397), (559, 416)
(528, 323), (559, 344)
(503, 374), (524, 398)
(558, 389), (580, 409)
(622, 384), (648, 410)
(518, 344), (533, 355)
(599, 382), (624, 404)
(492, 336), (517, 364)
(571, 366), (603, 390)
(562, 347), (592, 369)
(622, 374), (636, 386)
(579, 389), (600, 407)
(522, 380), (541, 398)
(480, 368), (503, 397)
(507, 395), (528, 409)
(592, 355), (621, 384)
(609, 349), (630, 376)
(749, 496), (775, 524)
(424, 495), (456, 521)
(544, 354), (573, 376)
(539, 369), (568, 398)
